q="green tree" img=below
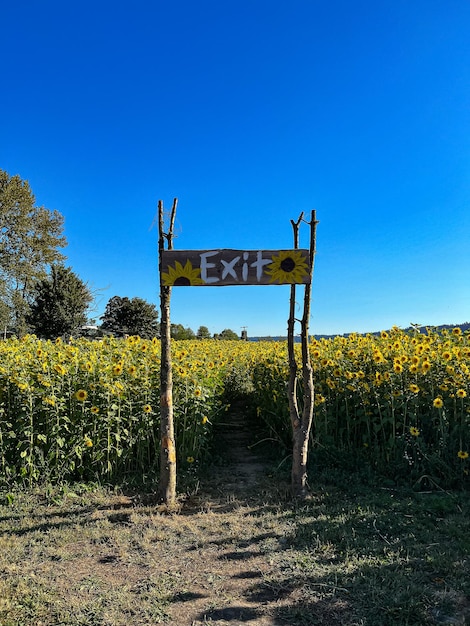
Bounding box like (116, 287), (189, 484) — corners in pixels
(215, 328), (239, 340)
(196, 325), (212, 339)
(171, 323), (195, 340)
(0, 169), (67, 335)
(101, 296), (159, 338)
(27, 265), (93, 339)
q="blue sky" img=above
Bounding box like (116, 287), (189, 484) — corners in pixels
(2, 0), (470, 337)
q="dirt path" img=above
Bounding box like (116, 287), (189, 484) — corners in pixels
(164, 403), (292, 625)
(203, 402), (275, 494)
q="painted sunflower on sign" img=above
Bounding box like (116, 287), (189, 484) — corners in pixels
(265, 250), (310, 284)
(162, 260), (205, 286)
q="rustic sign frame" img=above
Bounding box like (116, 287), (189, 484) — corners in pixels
(158, 199), (317, 505)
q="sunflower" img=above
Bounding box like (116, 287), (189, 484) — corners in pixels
(457, 450), (469, 459)
(265, 250), (310, 284)
(409, 426), (420, 437)
(90, 406), (100, 414)
(162, 260), (204, 286)
(177, 366), (188, 378)
(409, 384), (420, 394)
(75, 389), (88, 402)
(433, 397), (444, 409)
(456, 389), (467, 398)
(143, 404), (152, 413)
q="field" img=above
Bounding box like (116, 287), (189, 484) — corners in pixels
(0, 327), (468, 489)
(0, 329), (469, 624)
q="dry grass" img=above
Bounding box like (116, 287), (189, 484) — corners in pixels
(0, 463), (469, 626)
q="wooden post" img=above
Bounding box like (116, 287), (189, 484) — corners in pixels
(287, 214), (302, 472)
(158, 198), (178, 507)
(288, 210), (318, 499)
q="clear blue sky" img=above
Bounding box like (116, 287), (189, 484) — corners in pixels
(2, 0), (470, 337)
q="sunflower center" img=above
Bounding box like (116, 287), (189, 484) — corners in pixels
(174, 277), (191, 286)
(280, 257), (296, 272)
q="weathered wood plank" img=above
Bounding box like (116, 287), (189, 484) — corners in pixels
(161, 249), (311, 286)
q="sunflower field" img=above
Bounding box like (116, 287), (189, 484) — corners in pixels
(0, 327), (468, 489)
(251, 327), (470, 486)
(0, 335), (231, 487)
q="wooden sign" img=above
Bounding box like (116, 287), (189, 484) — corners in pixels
(161, 249), (311, 286)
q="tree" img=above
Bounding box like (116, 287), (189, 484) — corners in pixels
(100, 296), (159, 338)
(196, 325), (212, 339)
(171, 323), (195, 340)
(215, 328), (239, 340)
(27, 265), (92, 339)
(0, 169), (67, 335)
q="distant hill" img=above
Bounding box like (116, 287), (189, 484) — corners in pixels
(248, 322), (470, 342)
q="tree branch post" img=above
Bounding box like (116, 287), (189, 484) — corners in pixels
(158, 198), (178, 507)
(287, 213), (303, 448)
(288, 210), (318, 499)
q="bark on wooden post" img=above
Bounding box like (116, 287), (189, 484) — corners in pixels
(158, 198), (178, 507)
(287, 210), (318, 499)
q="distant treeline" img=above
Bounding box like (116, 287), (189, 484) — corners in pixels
(249, 322), (470, 343)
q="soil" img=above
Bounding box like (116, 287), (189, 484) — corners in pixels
(204, 401), (278, 492)
(161, 402), (294, 625)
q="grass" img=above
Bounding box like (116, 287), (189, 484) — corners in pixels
(0, 466), (469, 626)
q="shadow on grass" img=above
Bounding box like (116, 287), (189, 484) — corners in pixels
(192, 474), (470, 626)
(0, 497), (135, 536)
(199, 606), (263, 622)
